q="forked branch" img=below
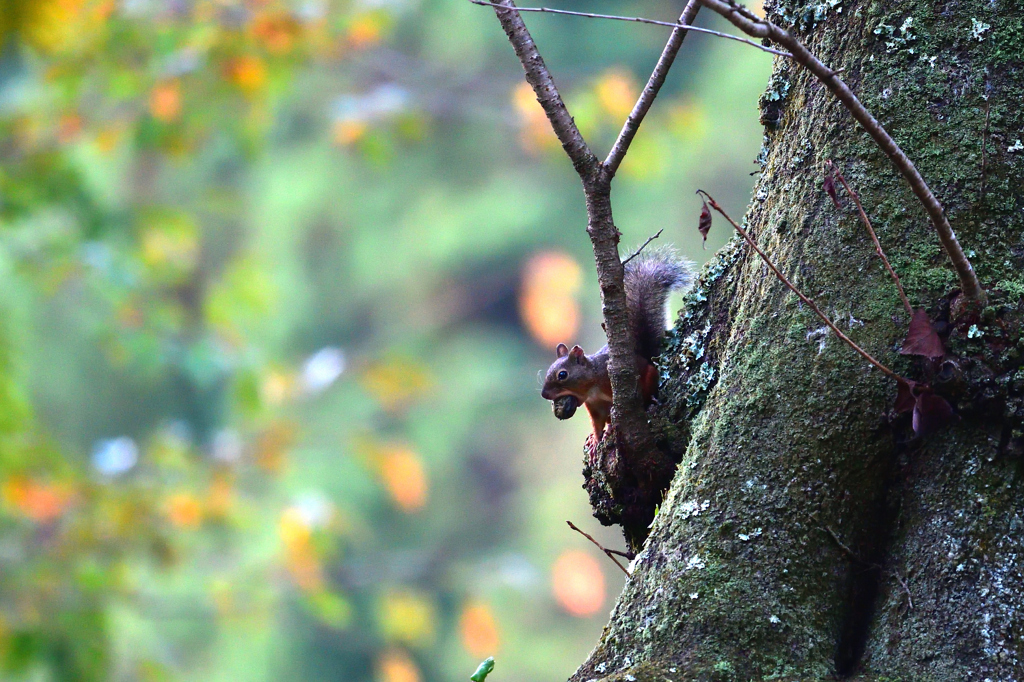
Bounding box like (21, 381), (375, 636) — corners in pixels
(482, 0), (704, 460)
(482, 0), (987, 302)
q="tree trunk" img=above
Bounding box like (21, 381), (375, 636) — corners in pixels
(572, 1), (1024, 679)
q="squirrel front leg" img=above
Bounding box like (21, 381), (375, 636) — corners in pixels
(584, 360), (657, 440)
(584, 400), (610, 441)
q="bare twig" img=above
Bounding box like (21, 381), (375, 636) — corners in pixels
(694, 0), (986, 303)
(698, 190), (903, 382)
(484, 0), (597, 177)
(622, 229), (665, 266)
(810, 513), (868, 565)
(568, 520), (631, 575)
(605, 0), (702, 176)
(467, 0), (791, 58)
(829, 161), (913, 317)
(895, 571), (914, 610)
(485, 0), (656, 469)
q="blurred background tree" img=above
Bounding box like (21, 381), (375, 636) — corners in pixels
(0, 0), (769, 680)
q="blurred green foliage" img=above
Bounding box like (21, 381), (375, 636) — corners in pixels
(0, 0), (769, 680)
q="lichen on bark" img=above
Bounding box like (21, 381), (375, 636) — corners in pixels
(572, 0), (1024, 679)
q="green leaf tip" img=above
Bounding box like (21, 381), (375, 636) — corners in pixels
(470, 656), (495, 682)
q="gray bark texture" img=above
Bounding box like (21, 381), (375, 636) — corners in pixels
(571, 1), (1024, 680)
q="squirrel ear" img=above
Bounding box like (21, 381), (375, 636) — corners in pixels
(569, 345), (585, 362)
(556, 343), (569, 358)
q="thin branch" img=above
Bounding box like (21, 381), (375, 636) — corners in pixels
(622, 229), (665, 266)
(605, 0), (702, 176)
(809, 513), (870, 565)
(694, 0), (986, 303)
(568, 520), (631, 575)
(698, 190), (903, 382)
(485, 0), (656, 479)
(895, 571), (914, 610)
(483, 0), (598, 178)
(829, 161), (913, 317)
(468, 0), (791, 58)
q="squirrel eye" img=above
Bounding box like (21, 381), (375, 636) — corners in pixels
(557, 370), (568, 381)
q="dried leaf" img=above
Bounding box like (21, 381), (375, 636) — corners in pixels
(823, 171), (840, 210)
(912, 390), (955, 436)
(900, 309), (945, 359)
(894, 379), (917, 414)
(698, 201), (712, 248)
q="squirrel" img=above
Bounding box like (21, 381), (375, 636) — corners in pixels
(540, 248), (694, 441)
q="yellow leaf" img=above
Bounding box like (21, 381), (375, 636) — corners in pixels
(279, 508), (323, 591)
(224, 55), (267, 94)
(595, 68), (637, 120)
(348, 11), (389, 49)
(359, 357), (431, 411)
(139, 211), (198, 278)
(668, 100), (709, 144)
(378, 589), (436, 646)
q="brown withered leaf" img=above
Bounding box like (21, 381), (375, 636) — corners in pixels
(698, 201), (712, 249)
(912, 389), (955, 436)
(823, 171), (841, 210)
(894, 379), (917, 414)
(900, 309), (945, 359)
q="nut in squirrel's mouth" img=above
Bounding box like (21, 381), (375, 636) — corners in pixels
(552, 395), (578, 420)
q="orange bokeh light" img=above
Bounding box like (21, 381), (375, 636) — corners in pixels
(379, 446), (428, 513)
(252, 12), (300, 54)
(459, 601), (500, 658)
(377, 649), (421, 682)
(150, 81), (182, 123)
(165, 492), (203, 529)
(225, 55), (267, 93)
(551, 549), (605, 617)
(348, 14), (384, 49)
(2, 477), (74, 523)
(519, 251), (582, 348)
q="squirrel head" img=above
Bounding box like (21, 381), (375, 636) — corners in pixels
(541, 343), (592, 400)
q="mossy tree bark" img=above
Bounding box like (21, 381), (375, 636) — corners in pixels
(572, 1), (1024, 680)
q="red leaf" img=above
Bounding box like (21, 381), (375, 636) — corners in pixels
(698, 201), (712, 249)
(823, 171), (840, 210)
(900, 309), (945, 359)
(894, 379), (917, 414)
(912, 390), (954, 436)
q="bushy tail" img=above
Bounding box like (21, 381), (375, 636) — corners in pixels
(624, 247), (694, 361)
